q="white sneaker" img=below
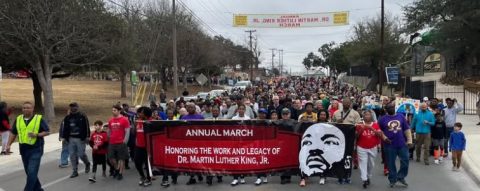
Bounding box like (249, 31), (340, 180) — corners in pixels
(255, 178), (262, 185)
(240, 178), (246, 184)
(439, 156), (444, 162)
(319, 178), (326, 185)
(231, 179), (239, 186)
(262, 177), (268, 183)
(434, 159), (439, 165)
(452, 166), (456, 171)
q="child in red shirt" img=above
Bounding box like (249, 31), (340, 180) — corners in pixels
(89, 120), (108, 182)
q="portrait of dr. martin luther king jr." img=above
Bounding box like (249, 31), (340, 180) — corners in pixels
(299, 123), (346, 176)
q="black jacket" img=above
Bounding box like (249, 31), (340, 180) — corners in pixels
(61, 112), (90, 141)
(431, 121), (447, 139)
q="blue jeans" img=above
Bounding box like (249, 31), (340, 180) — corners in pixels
(68, 138), (90, 171)
(385, 146), (409, 184)
(20, 146), (44, 191)
(444, 127), (454, 154)
(60, 140), (69, 165)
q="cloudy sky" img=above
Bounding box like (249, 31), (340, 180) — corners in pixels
(179, 0), (415, 73)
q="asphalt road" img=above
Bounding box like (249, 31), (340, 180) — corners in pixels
(0, 153), (478, 191)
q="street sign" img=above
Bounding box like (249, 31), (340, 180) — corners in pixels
(385, 67), (400, 85)
(196, 74), (208, 86)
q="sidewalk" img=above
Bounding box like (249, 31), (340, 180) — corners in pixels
(0, 133), (63, 176)
(457, 114), (480, 186)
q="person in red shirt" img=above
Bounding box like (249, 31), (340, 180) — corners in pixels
(356, 110), (383, 189)
(0, 102), (12, 155)
(134, 106), (153, 187)
(108, 104), (130, 181)
(89, 120), (108, 182)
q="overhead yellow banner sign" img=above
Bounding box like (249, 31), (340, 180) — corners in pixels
(233, 12), (349, 28)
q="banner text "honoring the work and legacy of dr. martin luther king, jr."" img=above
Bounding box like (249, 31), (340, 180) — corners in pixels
(144, 120), (300, 175)
(144, 120), (355, 177)
(233, 12), (349, 28)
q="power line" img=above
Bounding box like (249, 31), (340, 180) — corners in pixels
(191, 0), (273, 52)
(177, 0), (254, 54)
(192, 0), (274, 49)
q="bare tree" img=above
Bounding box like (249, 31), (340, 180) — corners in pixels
(0, 0), (114, 122)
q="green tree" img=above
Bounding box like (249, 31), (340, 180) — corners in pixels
(344, 14), (406, 90)
(317, 42), (350, 76)
(404, 0), (480, 77)
(302, 52), (321, 70)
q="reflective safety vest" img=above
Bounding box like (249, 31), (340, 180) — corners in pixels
(16, 114), (42, 145)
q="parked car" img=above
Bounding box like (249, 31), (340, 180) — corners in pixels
(175, 96), (197, 103)
(196, 92), (209, 100)
(209, 89), (226, 98)
(233, 81), (252, 90)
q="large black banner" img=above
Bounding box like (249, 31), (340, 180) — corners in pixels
(144, 120), (355, 178)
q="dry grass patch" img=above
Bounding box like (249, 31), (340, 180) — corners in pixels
(1, 78), (220, 132)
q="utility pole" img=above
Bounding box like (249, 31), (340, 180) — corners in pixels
(278, 49), (283, 76)
(270, 48), (276, 77)
(379, 0), (385, 95)
(246, 30), (256, 81)
(172, 0), (179, 97)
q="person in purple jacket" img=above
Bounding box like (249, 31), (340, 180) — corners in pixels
(378, 103), (413, 188)
(179, 103), (205, 185)
(449, 122), (466, 171)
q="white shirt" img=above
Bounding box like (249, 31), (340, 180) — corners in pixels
(232, 115), (251, 120)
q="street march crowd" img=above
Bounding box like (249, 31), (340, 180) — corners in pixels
(1, 76), (479, 191)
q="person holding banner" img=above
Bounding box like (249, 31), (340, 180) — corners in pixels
(278, 108), (296, 184)
(232, 104), (251, 120)
(133, 107), (153, 187)
(253, 108), (269, 186)
(317, 110), (329, 123)
(205, 106), (223, 186)
(356, 110), (382, 189)
(378, 103), (413, 188)
(298, 102), (318, 123)
(180, 103), (205, 185)
(231, 104), (250, 186)
(226, 95), (255, 119)
(317, 110), (330, 185)
(161, 108), (179, 186)
(332, 98), (360, 184)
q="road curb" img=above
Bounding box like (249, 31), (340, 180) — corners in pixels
(462, 151), (480, 187)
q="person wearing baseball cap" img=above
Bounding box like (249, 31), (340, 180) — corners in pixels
(257, 108), (268, 120)
(279, 107), (296, 184)
(62, 102), (91, 178)
(254, 108), (269, 185)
